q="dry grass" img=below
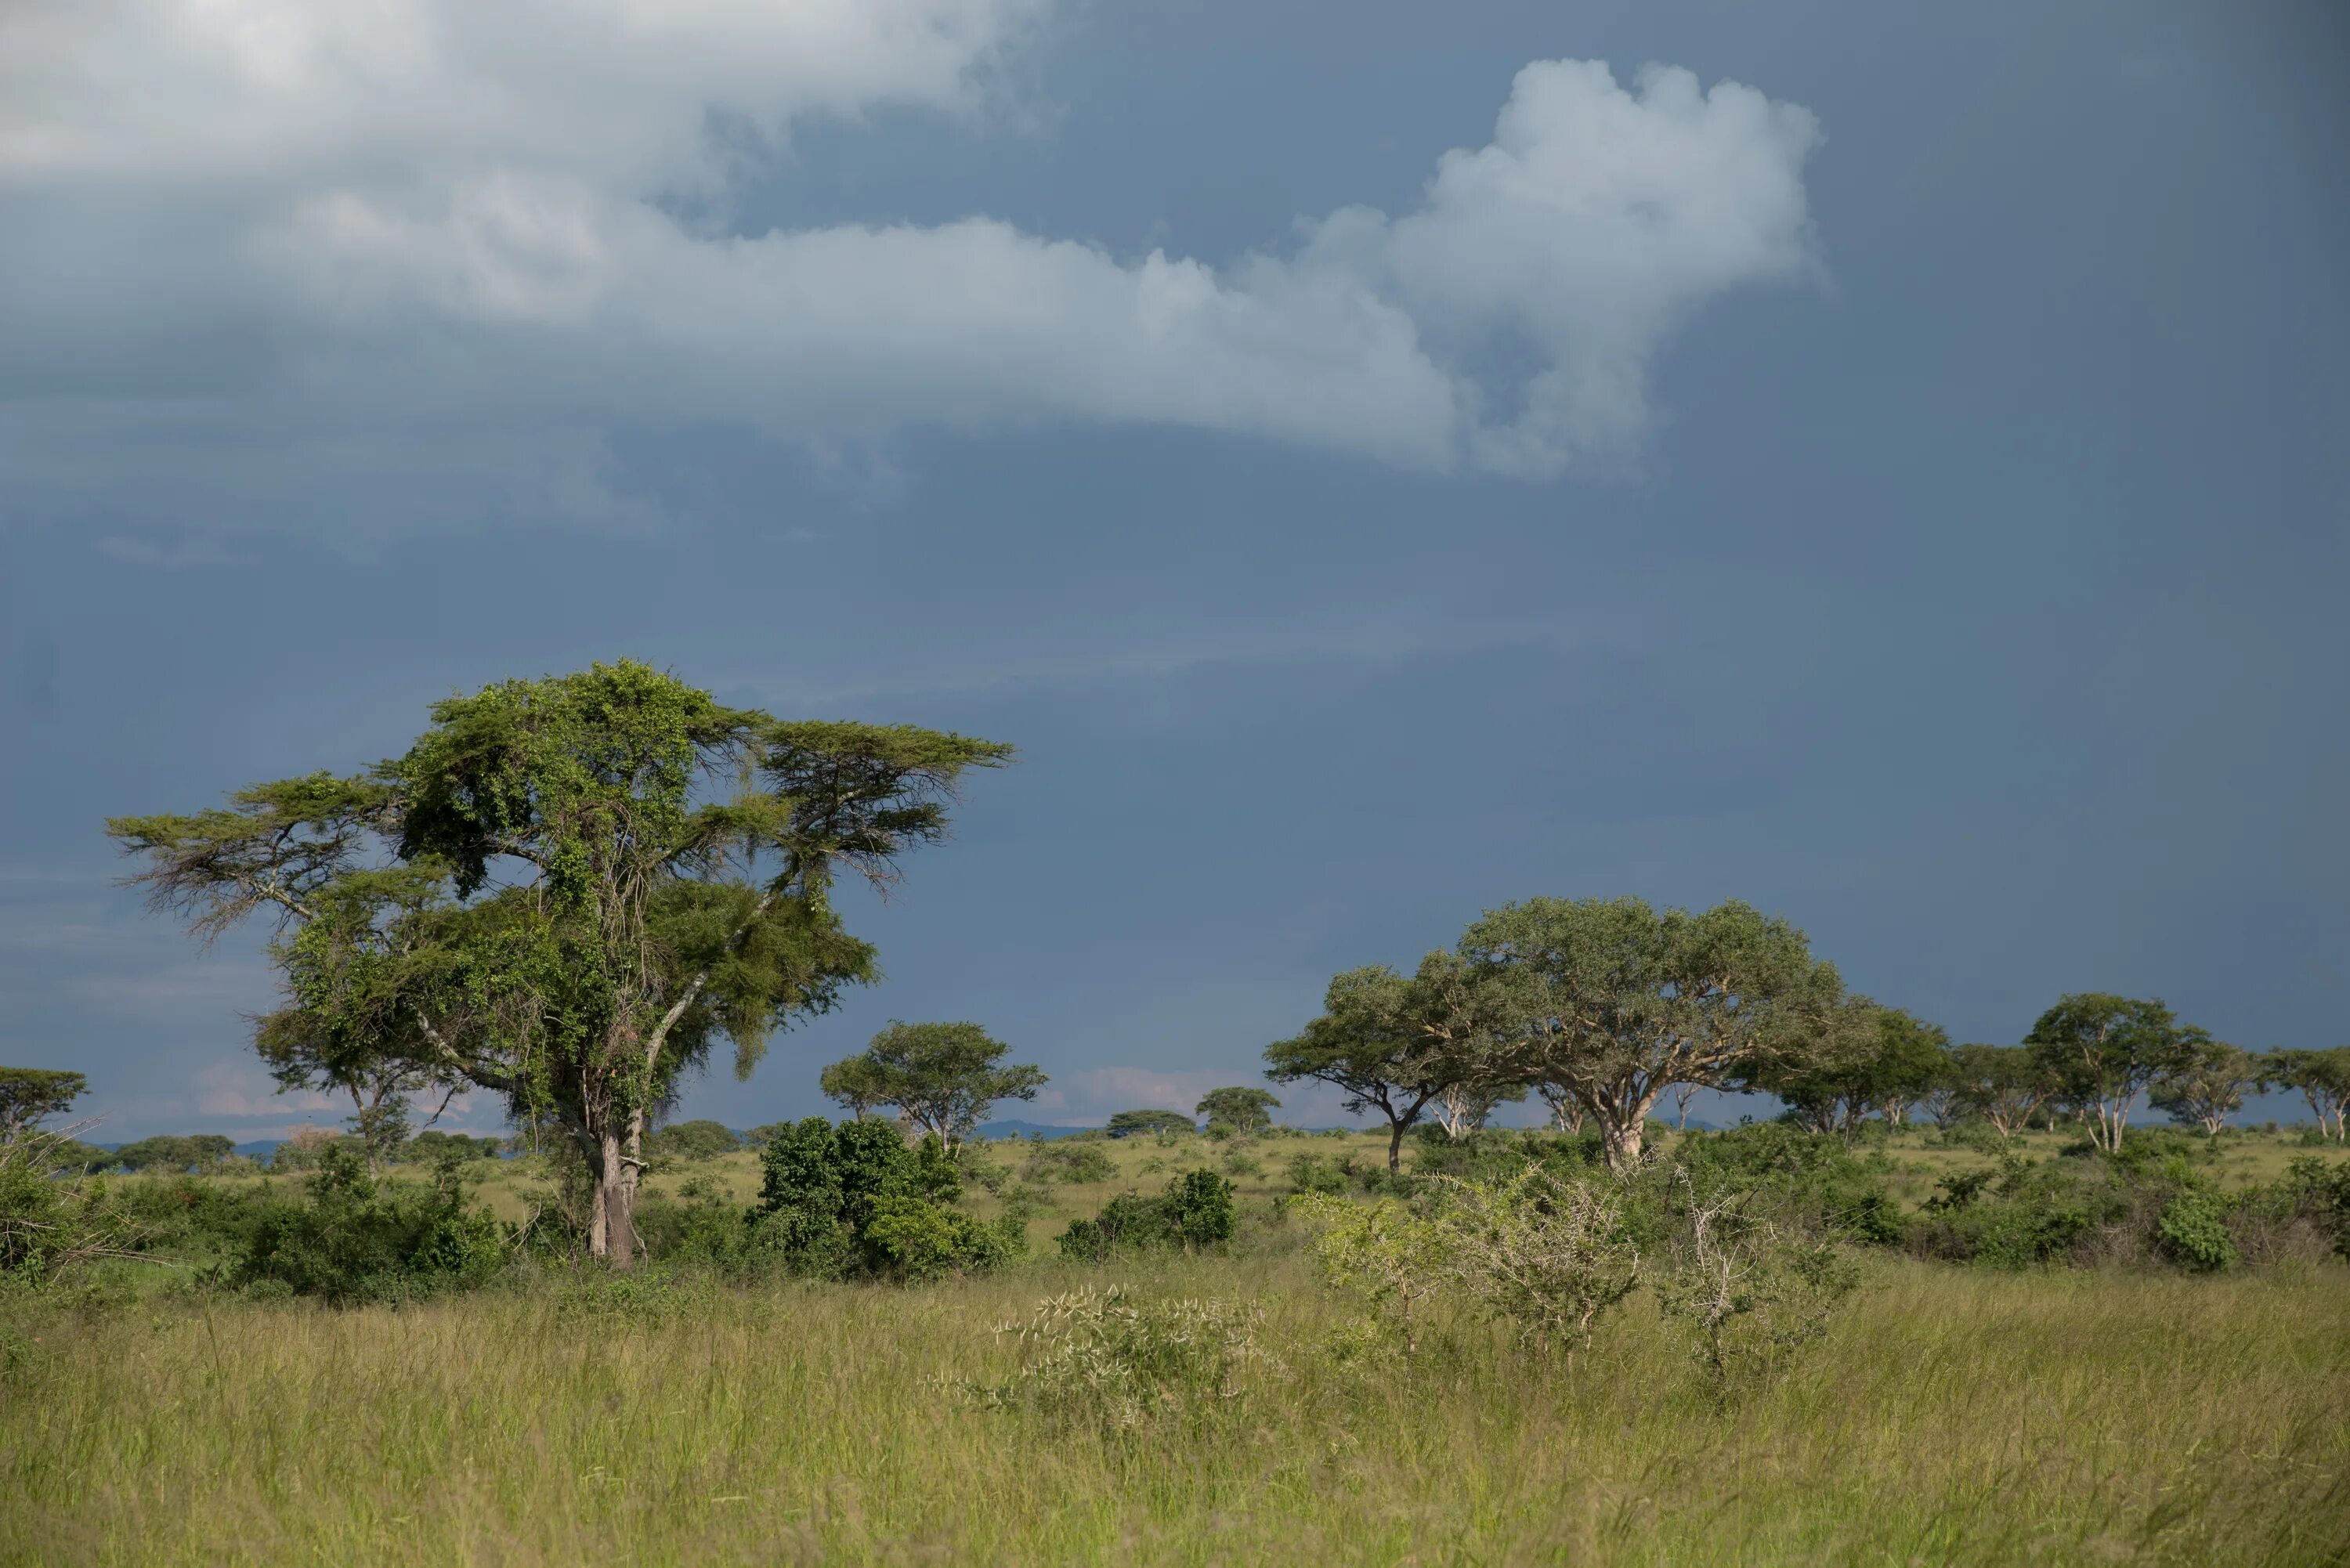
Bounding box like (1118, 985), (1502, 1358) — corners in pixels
(4, 1241), (2345, 1566)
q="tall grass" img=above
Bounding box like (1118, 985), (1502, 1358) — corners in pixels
(5, 1249), (2345, 1565)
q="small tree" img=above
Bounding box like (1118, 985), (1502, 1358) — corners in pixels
(1948, 1043), (2052, 1138)
(1434, 1168), (1640, 1359)
(1196, 1086), (1279, 1135)
(822, 1021), (1044, 1148)
(1463, 897), (1844, 1168)
(1266, 966), (1466, 1172)
(1289, 1191), (1449, 1357)
(2269, 1048), (2350, 1143)
(2024, 993), (2190, 1153)
(2148, 1031), (2260, 1136)
(0, 1068), (87, 1142)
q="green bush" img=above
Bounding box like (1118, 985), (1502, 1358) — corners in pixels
(1670, 1123), (1904, 1247)
(2156, 1186), (2238, 1272)
(237, 1147), (505, 1305)
(1058, 1171), (1235, 1261)
(750, 1118), (1012, 1280)
(1284, 1151), (1351, 1197)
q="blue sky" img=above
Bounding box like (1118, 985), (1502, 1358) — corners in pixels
(2, 0), (2344, 1138)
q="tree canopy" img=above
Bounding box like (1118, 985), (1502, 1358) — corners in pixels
(820, 1021), (1045, 1147)
(1195, 1086), (1279, 1133)
(109, 660), (1010, 1270)
(2023, 993), (2190, 1152)
(1266, 963), (1480, 1172)
(1461, 896), (1843, 1165)
(0, 1068), (86, 1140)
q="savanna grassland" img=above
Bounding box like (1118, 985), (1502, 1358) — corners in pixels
(5, 1126), (2348, 1567)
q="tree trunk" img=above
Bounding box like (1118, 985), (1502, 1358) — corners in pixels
(598, 1129), (638, 1272)
(1599, 1115), (1643, 1169)
(1386, 1118), (1406, 1173)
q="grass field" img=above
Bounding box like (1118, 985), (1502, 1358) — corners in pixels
(5, 1126), (2347, 1566)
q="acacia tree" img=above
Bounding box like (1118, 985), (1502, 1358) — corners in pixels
(816, 1055), (893, 1120)
(1759, 1001), (1947, 1135)
(820, 1021), (1044, 1147)
(0, 1068), (86, 1142)
(110, 661), (1010, 1270)
(2023, 993), (2189, 1153)
(1195, 1086), (1279, 1134)
(2149, 1031), (2261, 1136)
(1944, 1044), (2051, 1137)
(1266, 963), (1478, 1172)
(1461, 897), (1842, 1168)
(2269, 1048), (2350, 1143)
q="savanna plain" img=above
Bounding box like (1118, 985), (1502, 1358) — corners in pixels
(5, 1125), (2346, 1568)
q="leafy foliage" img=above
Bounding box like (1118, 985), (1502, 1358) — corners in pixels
(237, 1146), (505, 1305)
(1195, 1086), (1278, 1133)
(1057, 1171), (1236, 1261)
(110, 660), (1011, 1270)
(820, 1021), (1045, 1145)
(1460, 895), (1845, 1166)
(750, 1118), (1013, 1280)
(0, 1068), (87, 1140)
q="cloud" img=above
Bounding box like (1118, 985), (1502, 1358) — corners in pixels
(0, 3), (1821, 534)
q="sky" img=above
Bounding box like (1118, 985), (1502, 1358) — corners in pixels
(2, 0), (2345, 1140)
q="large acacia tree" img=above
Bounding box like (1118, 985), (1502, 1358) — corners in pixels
(1460, 896), (1843, 1167)
(109, 661), (1010, 1269)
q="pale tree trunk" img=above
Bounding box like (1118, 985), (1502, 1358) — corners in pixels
(598, 1129), (638, 1271)
(1594, 1086), (1659, 1169)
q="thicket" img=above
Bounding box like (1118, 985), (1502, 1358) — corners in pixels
(1058, 1171), (1237, 1261)
(747, 1118), (1018, 1281)
(235, 1147), (505, 1305)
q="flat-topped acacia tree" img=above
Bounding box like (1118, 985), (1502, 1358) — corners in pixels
(108, 661), (1010, 1269)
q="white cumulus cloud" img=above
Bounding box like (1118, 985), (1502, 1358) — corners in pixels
(0, 2), (1822, 535)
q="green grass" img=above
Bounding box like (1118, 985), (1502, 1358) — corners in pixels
(5, 1248), (2346, 1563)
(9, 1126), (2345, 1564)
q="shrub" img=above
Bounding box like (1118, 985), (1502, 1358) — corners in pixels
(1669, 1123), (1904, 1246)
(1284, 1151), (1350, 1197)
(0, 1132), (140, 1280)
(237, 1147), (504, 1305)
(750, 1118), (1012, 1281)
(1058, 1171), (1235, 1261)
(2156, 1186), (2238, 1272)
(1434, 1168), (1642, 1356)
(1651, 1176), (1860, 1392)
(965, 1285), (1273, 1429)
